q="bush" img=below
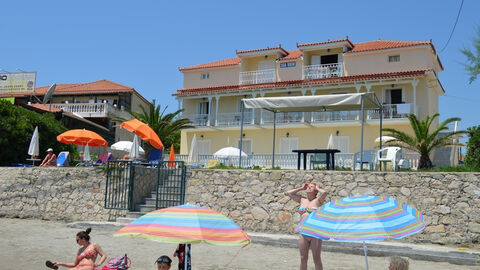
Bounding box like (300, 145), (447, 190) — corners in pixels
(465, 126), (480, 169)
(0, 101), (76, 166)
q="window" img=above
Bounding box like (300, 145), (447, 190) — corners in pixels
(197, 101), (209, 114)
(384, 88), (403, 104)
(321, 54), (338, 64)
(332, 136), (350, 153)
(279, 137), (299, 154)
(197, 140), (211, 155)
(237, 139), (253, 155)
(201, 73), (210, 79)
(388, 55), (400, 62)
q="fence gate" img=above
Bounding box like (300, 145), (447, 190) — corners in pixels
(155, 161), (187, 209)
(104, 160), (135, 210)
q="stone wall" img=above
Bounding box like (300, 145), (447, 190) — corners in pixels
(185, 170), (480, 246)
(0, 167), (127, 221)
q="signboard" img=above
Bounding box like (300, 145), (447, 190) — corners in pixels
(280, 62), (296, 68)
(0, 72), (36, 93)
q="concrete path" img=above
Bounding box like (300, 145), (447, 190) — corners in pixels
(1, 218), (479, 270)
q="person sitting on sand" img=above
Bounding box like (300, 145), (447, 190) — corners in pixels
(40, 148), (57, 167)
(285, 182), (327, 270)
(389, 256), (409, 270)
(155, 255), (172, 270)
(52, 228), (107, 270)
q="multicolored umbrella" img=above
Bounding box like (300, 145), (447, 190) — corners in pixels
(114, 204), (250, 246)
(298, 195), (425, 269)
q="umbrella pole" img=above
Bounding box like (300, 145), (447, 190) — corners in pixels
(363, 241), (369, 270)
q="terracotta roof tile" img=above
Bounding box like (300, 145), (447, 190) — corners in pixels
(236, 45), (288, 55)
(297, 38), (354, 48)
(174, 69), (431, 96)
(27, 103), (63, 113)
(179, 57), (241, 71)
(281, 50), (302, 60)
(349, 40), (432, 53)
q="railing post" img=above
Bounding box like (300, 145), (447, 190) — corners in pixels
(128, 162), (135, 211)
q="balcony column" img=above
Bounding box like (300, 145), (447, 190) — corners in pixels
(301, 89), (307, 122)
(251, 93), (257, 124)
(214, 96), (220, 126)
(412, 79), (419, 115)
(355, 85), (362, 93)
(309, 89), (316, 122)
(365, 84), (371, 93)
(177, 98), (183, 116)
(207, 96), (212, 126)
(260, 92), (265, 124)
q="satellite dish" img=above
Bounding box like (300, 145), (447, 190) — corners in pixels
(42, 83), (56, 104)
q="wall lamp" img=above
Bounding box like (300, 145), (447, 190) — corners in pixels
(200, 134), (204, 138)
(286, 132), (290, 137)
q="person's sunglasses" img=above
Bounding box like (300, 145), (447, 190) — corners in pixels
(156, 258), (171, 264)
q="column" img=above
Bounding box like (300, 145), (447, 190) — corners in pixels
(301, 89), (306, 122)
(412, 79), (419, 116)
(207, 96), (212, 126)
(355, 85), (362, 93)
(251, 93), (257, 124)
(214, 96), (220, 126)
(260, 92), (265, 124)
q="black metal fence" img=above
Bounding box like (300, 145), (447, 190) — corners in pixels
(155, 161), (187, 209)
(104, 160), (135, 210)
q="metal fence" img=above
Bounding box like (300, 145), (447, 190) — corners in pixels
(104, 160), (134, 210)
(155, 161), (187, 209)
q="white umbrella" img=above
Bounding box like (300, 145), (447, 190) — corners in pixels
(129, 134), (141, 159)
(327, 134), (335, 149)
(28, 126), (39, 157)
(84, 143), (91, 161)
(375, 136), (397, 143)
(213, 147), (247, 158)
(111, 141), (145, 154)
(188, 134), (199, 163)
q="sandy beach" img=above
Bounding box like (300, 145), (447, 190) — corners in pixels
(0, 218), (478, 270)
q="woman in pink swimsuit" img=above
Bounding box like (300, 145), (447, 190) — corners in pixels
(285, 182), (327, 270)
(53, 228), (107, 270)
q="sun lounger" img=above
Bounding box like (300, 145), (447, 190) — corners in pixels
(56, 152), (70, 167)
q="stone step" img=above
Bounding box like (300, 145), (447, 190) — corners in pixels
(144, 197), (182, 205)
(126, 211), (147, 219)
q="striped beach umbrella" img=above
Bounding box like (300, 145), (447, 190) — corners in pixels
(297, 195), (425, 270)
(114, 204), (250, 246)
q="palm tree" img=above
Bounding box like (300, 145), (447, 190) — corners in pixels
(116, 101), (193, 153)
(382, 114), (465, 170)
(461, 26), (480, 84)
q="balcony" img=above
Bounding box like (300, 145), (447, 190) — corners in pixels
(311, 111), (359, 123)
(368, 103), (414, 120)
(216, 112), (254, 126)
(182, 113), (209, 127)
(51, 103), (131, 119)
(239, 69), (276, 85)
(303, 63), (343, 80)
(263, 111), (304, 124)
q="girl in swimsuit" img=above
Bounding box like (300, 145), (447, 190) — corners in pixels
(285, 182), (327, 270)
(53, 228), (107, 270)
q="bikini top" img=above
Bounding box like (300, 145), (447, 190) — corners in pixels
(298, 206), (317, 215)
(77, 246), (97, 261)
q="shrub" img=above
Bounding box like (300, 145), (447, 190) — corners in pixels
(465, 126), (480, 169)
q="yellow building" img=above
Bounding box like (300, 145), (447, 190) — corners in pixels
(174, 38), (444, 159)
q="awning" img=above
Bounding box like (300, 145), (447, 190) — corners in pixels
(242, 93), (381, 112)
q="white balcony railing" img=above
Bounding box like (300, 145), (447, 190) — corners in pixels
(239, 69), (276, 85)
(216, 111), (254, 126)
(311, 111), (359, 123)
(263, 111), (304, 124)
(182, 113), (209, 127)
(368, 103), (414, 120)
(51, 103), (130, 118)
(303, 63), (343, 80)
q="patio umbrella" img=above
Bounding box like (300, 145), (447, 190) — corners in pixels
(298, 195), (425, 270)
(120, 119), (164, 150)
(111, 141), (145, 154)
(213, 147), (247, 158)
(114, 204), (250, 269)
(28, 126), (39, 158)
(375, 136), (397, 143)
(57, 129), (108, 147)
(129, 135), (141, 159)
(327, 134), (335, 149)
(83, 143), (91, 161)
(167, 145), (175, 167)
(187, 134), (199, 164)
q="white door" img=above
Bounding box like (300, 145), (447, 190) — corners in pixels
(258, 60), (275, 70)
(311, 55), (321, 65)
(279, 137), (299, 154)
(237, 139), (253, 155)
(197, 140), (211, 155)
(332, 136), (349, 153)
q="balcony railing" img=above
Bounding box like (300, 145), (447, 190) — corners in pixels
(368, 103), (414, 120)
(311, 111), (359, 123)
(51, 103), (131, 118)
(216, 111), (254, 126)
(303, 63), (343, 80)
(182, 113), (209, 127)
(263, 111), (304, 124)
(239, 69), (276, 85)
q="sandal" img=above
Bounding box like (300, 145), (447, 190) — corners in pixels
(45, 261), (59, 270)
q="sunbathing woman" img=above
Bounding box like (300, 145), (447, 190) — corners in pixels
(285, 182), (327, 270)
(53, 228), (106, 270)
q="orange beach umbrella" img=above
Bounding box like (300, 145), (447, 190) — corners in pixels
(57, 129), (108, 147)
(120, 119), (164, 149)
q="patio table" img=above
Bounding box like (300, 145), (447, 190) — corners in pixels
(292, 149), (340, 170)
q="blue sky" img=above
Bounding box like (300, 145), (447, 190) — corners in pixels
(2, 0), (479, 135)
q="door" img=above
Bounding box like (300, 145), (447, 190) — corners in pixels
(237, 139), (253, 155)
(384, 89), (403, 104)
(197, 140), (211, 155)
(332, 136), (349, 153)
(279, 137), (299, 154)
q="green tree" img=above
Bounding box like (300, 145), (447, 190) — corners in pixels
(117, 101), (193, 154)
(0, 101), (75, 166)
(461, 27), (480, 84)
(382, 114), (465, 170)
(465, 125), (480, 169)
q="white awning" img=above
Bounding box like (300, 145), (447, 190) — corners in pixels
(242, 93), (381, 112)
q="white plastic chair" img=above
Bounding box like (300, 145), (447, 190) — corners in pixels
(376, 147), (402, 171)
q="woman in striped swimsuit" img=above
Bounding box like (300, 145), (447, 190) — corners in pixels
(285, 182), (327, 270)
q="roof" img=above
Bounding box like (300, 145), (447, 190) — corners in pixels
(179, 57), (241, 71)
(348, 40), (432, 53)
(236, 45), (289, 56)
(27, 103), (63, 113)
(174, 69), (431, 96)
(281, 50), (302, 60)
(297, 38), (354, 48)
